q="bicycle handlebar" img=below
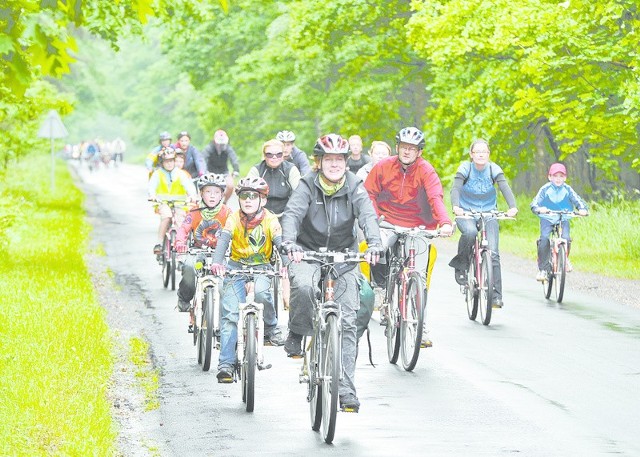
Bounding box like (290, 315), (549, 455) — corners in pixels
(454, 210), (516, 221)
(223, 267), (281, 278)
(378, 220), (444, 238)
(301, 250), (366, 264)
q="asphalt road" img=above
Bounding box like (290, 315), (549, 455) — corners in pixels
(75, 162), (640, 457)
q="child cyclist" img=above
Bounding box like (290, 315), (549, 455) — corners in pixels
(175, 173), (232, 331)
(531, 162), (588, 281)
(209, 177), (286, 383)
(148, 147), (199, 258)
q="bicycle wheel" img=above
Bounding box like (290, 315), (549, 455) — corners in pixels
(321, 314), (340, 444)
(400, 272), (424, 371)
(272, 273), (280, 319)
(544, 267), (554, 299)
(170, 231), (177, 291)
(386, 278), (401, 364)
(242, 314), (257, 412)
(202, 286), (215, 371)
(465, 256), (478, 321)
(479, 250), (494, 326)
(308, 335), (322, 432)
(556, 244), (567, 303)
(162, 236), (170, 288)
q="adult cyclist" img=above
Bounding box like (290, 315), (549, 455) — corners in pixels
(202, 129), (240, 204)
(276, 130), (312, 176)
(281, 133), (383, 413)
(364, 127), (453, 346)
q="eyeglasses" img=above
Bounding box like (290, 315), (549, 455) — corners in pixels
(238, 191), (260, 201)
(399, 145), (420, 153)
(265, 152), (284, 158)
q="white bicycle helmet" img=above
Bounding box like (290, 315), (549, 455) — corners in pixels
(395, 127), (425, 149)
(276, 130), (296, 142)
(197, 173), (227, 190)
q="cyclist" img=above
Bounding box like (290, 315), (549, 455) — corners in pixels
(356, 140), (392, 182)
(175, 173), (232, 331)
(364, 127), (453, 346)
(247, 139), (301, 218)
(531, 162), (588, 281)
(276, 130), (312, 176)
(346, 134), (371, 175)
(281, 133), (383, 413)
(146, 131), (172, 177)
(148, 148), (199, 257)
(448, 138), (518, 309)
(174, 131), (206, 178)
(209, 177), (286, 383)
(201, 129), (240, 204)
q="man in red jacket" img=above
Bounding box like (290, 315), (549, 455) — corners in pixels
(364, 126), (453, 345)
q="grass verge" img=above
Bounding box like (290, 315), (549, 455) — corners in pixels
(0, 154), (116, 455)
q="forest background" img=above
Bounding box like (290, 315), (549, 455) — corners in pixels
(1, 0), (639, 198)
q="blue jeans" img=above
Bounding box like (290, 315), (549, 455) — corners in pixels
(218, 261), (277, 371)
(449, 216), (503, 299)
(537, 219), (571, 270)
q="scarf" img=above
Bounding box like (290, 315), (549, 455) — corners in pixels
(318, 174), (346, 196)
(200, 201), (223, 220)
(239, 208), (266, 235)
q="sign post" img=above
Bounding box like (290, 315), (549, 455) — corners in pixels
(37, 110), (69, 191)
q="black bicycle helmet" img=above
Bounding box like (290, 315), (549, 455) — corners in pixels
(395, 127), (425, 150)
(313, 134), (350, 156)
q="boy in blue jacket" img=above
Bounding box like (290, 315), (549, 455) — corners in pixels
(530, 163), (588, 281)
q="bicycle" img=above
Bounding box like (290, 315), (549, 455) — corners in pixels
(222, 266), (279, 413)
(540, 210), (585, 303)
(189, 247), (221, 372)
(379, 222), (443, 371)
(455, 211), (515, 326)
(297, 249), (365, 444)
(150, 197), (190, 291)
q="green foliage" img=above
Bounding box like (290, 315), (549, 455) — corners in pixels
(0, 153), (116, 454)
(408, 0), (640, 184)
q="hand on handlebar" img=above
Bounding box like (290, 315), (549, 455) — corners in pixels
(578, 209), (588, 216)
(452, 206), (464, 217)
(439, 223), (454, 237)
(210, 263), (226, 276)
(281, 241), (303, 263)
(364, 244), (383, 266)
(506, 207), (519, 218)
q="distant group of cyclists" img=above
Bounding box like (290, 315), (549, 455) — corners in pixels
(66, 137), (126, 169)
(146, 126), (588, 413)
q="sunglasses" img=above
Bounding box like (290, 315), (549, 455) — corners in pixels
(265, 152), (284, 159)
(238, 191), (261, 201)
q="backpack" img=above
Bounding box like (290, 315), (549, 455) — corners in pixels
(460, 161), (499, 184)
(356, 272), (375, 339)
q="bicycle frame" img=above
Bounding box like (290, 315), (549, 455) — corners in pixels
(191, 249), (221, 371)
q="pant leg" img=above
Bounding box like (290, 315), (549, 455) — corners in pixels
(449, 218), (478, 270)
(537, 219), (553, 270)
(336, 268), (360, 400)
(254, 273), (277, 331)
(288, 261), (320, 336)
(177, 253), (198, 302)
(218, 277), (246, 369)
(485, 217), (502, 299)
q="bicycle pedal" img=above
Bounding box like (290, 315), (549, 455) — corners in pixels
(258, 363), (272, 371)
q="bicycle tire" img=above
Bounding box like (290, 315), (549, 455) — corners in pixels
(308, 335), (322, 432)
(544, 266), (554, 299)
(243, 314), (257, 412)
(162, 236), (170, 288)
(386, 279), (401, 364)
(466, 256), (478, 321)
(556, 244), (567, 303)
(400, 272), (424, 371)
(321, 314), (340, 444)
(479, 250), (494, 326)
(170, 231), (177, 291)
(272, 273), (280, 319)
(202, 286), (214, 371)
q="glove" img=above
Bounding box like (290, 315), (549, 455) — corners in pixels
(281, 241), (303, 256)
(210, 263), (226, 276)
(364, 244), (384, 266)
